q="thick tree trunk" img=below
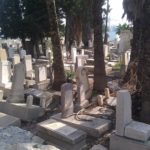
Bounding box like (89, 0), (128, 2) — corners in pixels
(123, 19), (141, 84)
(46, 0), (66, 90)
(93, 0), (107, 93)
(139, 0), (150, 123)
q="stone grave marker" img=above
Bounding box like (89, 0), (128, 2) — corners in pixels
(7, 63), (25, 103)
(0, 61), (12, 88)
(116, 90), (132, 136)
(0, 49), (7, 61)
(71, 47), (77, 63)
(13, 54), (20, 66)
(61, 83), (74, 118)
(35, 65), (47, 82)
(24, 55), (33, 72)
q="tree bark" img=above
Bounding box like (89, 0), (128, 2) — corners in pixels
(45, 0), (66, 90)
(93, 0), (107, 93)
(139, 0), (150, 123)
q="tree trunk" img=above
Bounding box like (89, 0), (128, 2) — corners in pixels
(123, 19), (141, 84)
(45, 0), (66, 90)
(93, 0), (107, 93)
(104, 0), (109, 44)
(139, 0), (150, 123)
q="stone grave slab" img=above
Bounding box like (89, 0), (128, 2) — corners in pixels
(37, 119), (86, 150)
(110, 134), (150, 150)
(52, 113), (111, 137)
(12, 143), (61, 150)
(0, 101), (44, 121)
(90, 144), (107, 150)
(0, 112), (20, 128)
(125, 121), (150, 142)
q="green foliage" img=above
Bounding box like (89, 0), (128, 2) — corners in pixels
(116, 23), (131, 35)
(113, 62), (121, 70)
(65, 70), (75, 81)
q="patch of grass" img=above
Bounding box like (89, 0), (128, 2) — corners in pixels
(113, 62), (121, 70)
(65, 70), (75, 81)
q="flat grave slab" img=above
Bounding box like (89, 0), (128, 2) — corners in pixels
(0, 112), (20, 128)
(0, 101), (44, 121)
(37, 119), (86, 150)
(52, 113), (111, 137)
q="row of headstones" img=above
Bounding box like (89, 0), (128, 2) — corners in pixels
(0, 54), (49, 89)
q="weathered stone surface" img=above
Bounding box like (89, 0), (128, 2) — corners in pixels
(106, 97), (117, 107)
(110, 134), (150, 150)
(12, 143), (61, 150)
(0, 49), (7, 61)
(52, 113), (111, 137)
(26, 95), (33, 108)
(116, 90), (132, 136)
(90, 144), (108, 150)
(0, 112), (20, 128)
(125, 121), (150, 142)
(37, 119), (86, 150)
(24, 55), (33, 72)
(0, 90), (3, 100)
(13, 54), (20, 66)
(61, 83), (74, 118)
(0, 101), (44, 121)
(0, 61), (12, 88)
(71, 47), (77, 63)
(7, 63), (25, 103)
(35, 65), (47, 82)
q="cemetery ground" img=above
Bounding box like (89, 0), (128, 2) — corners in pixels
(0, 45), (145, 150)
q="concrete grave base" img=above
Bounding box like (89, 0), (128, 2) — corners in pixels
(52, 113), (111, 137)
(0, 101), (44, 121)
(0, 112), (20, 128)
(110, 134), (150, 150)
(37, 119), (86, 150)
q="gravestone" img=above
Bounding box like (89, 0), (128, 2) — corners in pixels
(0, 49), (7, 61)
(34, 65), (49, 90)
(0, 61), (12, 88)
(76, 55), (86, 68)
(76, 67), (92, 108)
(19, 49), (26, 60)
(116, 90), (132, 136)
(7, 63), (25, 103)
(71, 47), (77, 63)
(24, 55), (33, 72)
(24, 55), (34, 79)
(61, 83), (74, 118)
(103, 44), (109, 58)
(35, 65), (47, 82)
(26, 95), (33, 108)
(13, 54), (20, 66)
(0, 90), (3, 100)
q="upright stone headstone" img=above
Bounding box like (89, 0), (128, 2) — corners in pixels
(0, 49), (7, 61)
(103, 44), (109, 58)
(26, 95), (33, 108)
(116, 90), (132, 136)
(7, 63), (25, 103)
(76, 67), (92, 108)
(13, 54), (20, 66)
(24, 55), (33, 72)
(0, 90), (3, 100)
(61, 83), (74, 118)
(76, 55), (86, 69)
(35, 65), (47, 82)
(71, 47), (77, 63)
(19, 49), (26, 60)
(0, 61), (12, 88)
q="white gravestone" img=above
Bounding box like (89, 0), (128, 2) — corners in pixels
(71, 47), (77, 63)
(76, 67), (92, 104)
(7, 63), (25, 103)
(61, 83), (74, 118)
(0, 49), (7, 61)
(24, 55), (33, 72)
(13, 54), (20, 65)
(116, 90), (132, 136)
(35, 65), (47, 82)
(0, 61), (12, 88)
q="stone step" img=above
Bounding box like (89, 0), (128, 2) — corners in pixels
(37, 119), (86, 150)
(52, 113), (111, 138)
(0, 112), (20, 128)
